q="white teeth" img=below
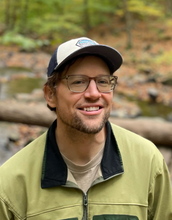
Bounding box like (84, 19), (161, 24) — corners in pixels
(84, 107), (99, 111)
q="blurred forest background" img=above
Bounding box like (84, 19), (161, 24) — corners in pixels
(0, 0), (172, 116)
(0, 0), (172, 177)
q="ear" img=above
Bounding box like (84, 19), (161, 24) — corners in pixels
(43, 85), (57, 108)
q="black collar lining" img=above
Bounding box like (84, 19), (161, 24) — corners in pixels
(41, 120), (124, 189)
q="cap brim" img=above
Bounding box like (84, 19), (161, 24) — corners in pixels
(54, 45), (123, 74)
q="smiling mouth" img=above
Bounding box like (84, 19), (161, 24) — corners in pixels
(83, 107), (101, 112)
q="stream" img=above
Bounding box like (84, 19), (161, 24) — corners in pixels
(0, 67), (45, 99)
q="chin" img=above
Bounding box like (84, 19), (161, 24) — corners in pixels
(72, 118), (107, 134)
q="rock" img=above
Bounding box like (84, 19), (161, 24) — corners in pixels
(0, 122), (46, 166)
(32, 89), (44, 99)
(8, 133), (20, 142)
(147, 88), (159, 101)
(15, 89), (44, 102)
(143, 44), (152, 51)
(15, 93), (33, 101)
(0, 148), (13, 166)
(167, 113), (172, 122)
(132, 74), (147, 84)
(0, 122), (19, 165)
(162, 78), (172, 86)
(138, 64), (153, 74)
(111, 97), (142, 118)
(146, 77), (157, 83)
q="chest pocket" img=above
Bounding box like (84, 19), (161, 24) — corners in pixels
(93, 215), (139, 220)
(62, 219), (78, 220)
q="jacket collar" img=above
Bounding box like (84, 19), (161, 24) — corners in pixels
(41, 120), (124, 189)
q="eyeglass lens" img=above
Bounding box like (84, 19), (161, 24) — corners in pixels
(67, 75), (117, 92)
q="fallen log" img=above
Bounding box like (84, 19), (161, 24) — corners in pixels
(0, 101), (56, 127)
(110, 118), (172, 147)
(0, 101), (172, 146)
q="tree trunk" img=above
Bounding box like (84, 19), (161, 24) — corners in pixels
(20, 0), (28, 33)
(10, 0), (19, 29)
(83, 0), (91, 31)
(166, 0), (172, 15)
(0, 101), (172, 147)
(5, 0), (11, 29)
(122, 0), (133, 49)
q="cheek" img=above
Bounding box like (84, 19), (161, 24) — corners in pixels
(102, 93), (113, 104)
(57, 89), (83, 109)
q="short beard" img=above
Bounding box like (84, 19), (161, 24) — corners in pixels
(67, 112), (110, 134)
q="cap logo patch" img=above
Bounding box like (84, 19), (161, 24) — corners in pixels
(76, 39), (96, 48)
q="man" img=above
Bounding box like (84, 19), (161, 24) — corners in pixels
(0, 37), (172, 220)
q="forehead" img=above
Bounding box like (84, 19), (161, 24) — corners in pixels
(62, 55), (111, 77)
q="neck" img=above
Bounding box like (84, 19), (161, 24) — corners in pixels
(55, 123), (106, 165)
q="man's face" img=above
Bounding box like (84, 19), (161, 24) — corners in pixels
(49, 56), (113, 134)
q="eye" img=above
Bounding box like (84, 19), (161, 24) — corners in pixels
(69, 76), (88, 86)
(99, 80), (108, 84)
(71, 79), (86, 85)
(97, 77), (109, 85)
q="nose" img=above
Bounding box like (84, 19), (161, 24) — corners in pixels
(84, 79), (101, 99)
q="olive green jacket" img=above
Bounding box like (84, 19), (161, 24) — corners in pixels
(0, 121), (172, 220)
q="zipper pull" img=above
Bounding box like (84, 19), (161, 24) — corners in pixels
(82, 194), (88, 220)
(83, 194), (88, 206)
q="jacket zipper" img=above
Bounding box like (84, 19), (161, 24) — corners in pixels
(82, 193), (88, 220)
(62, 184), (88, 220)
(63, 172), (124, 220)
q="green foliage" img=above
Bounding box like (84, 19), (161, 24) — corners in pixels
(28, 13), (85, 39)
(166, 18), (172, 27)
(0, 0), (86, 47)
(154, 50), (172, 65)
(128, 0), (163, 17)
(0, 31), (50, 51)
(116, 0), (164, 18)
(0, 0), (170, 51)
(87, 0), (119, 27)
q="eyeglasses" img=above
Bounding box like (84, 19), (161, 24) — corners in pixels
(61, 75), (118, 93)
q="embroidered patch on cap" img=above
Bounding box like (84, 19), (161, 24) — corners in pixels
(76, 39), (96, 48)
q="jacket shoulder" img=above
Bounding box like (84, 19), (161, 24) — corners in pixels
(0, 131), (47, 218)
(0, 131), (47, 179)
(110, 122), (163, 164)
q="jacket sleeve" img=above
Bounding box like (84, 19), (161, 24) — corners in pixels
(0, 197), (15, 220)
(148, 159), (172, 220)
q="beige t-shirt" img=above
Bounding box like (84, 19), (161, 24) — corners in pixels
(61, 147), (104, 193)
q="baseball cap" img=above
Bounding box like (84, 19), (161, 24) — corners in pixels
(47, 37), (123, 77)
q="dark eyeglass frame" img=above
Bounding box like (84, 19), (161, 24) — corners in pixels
(61, 75), (118, 93)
